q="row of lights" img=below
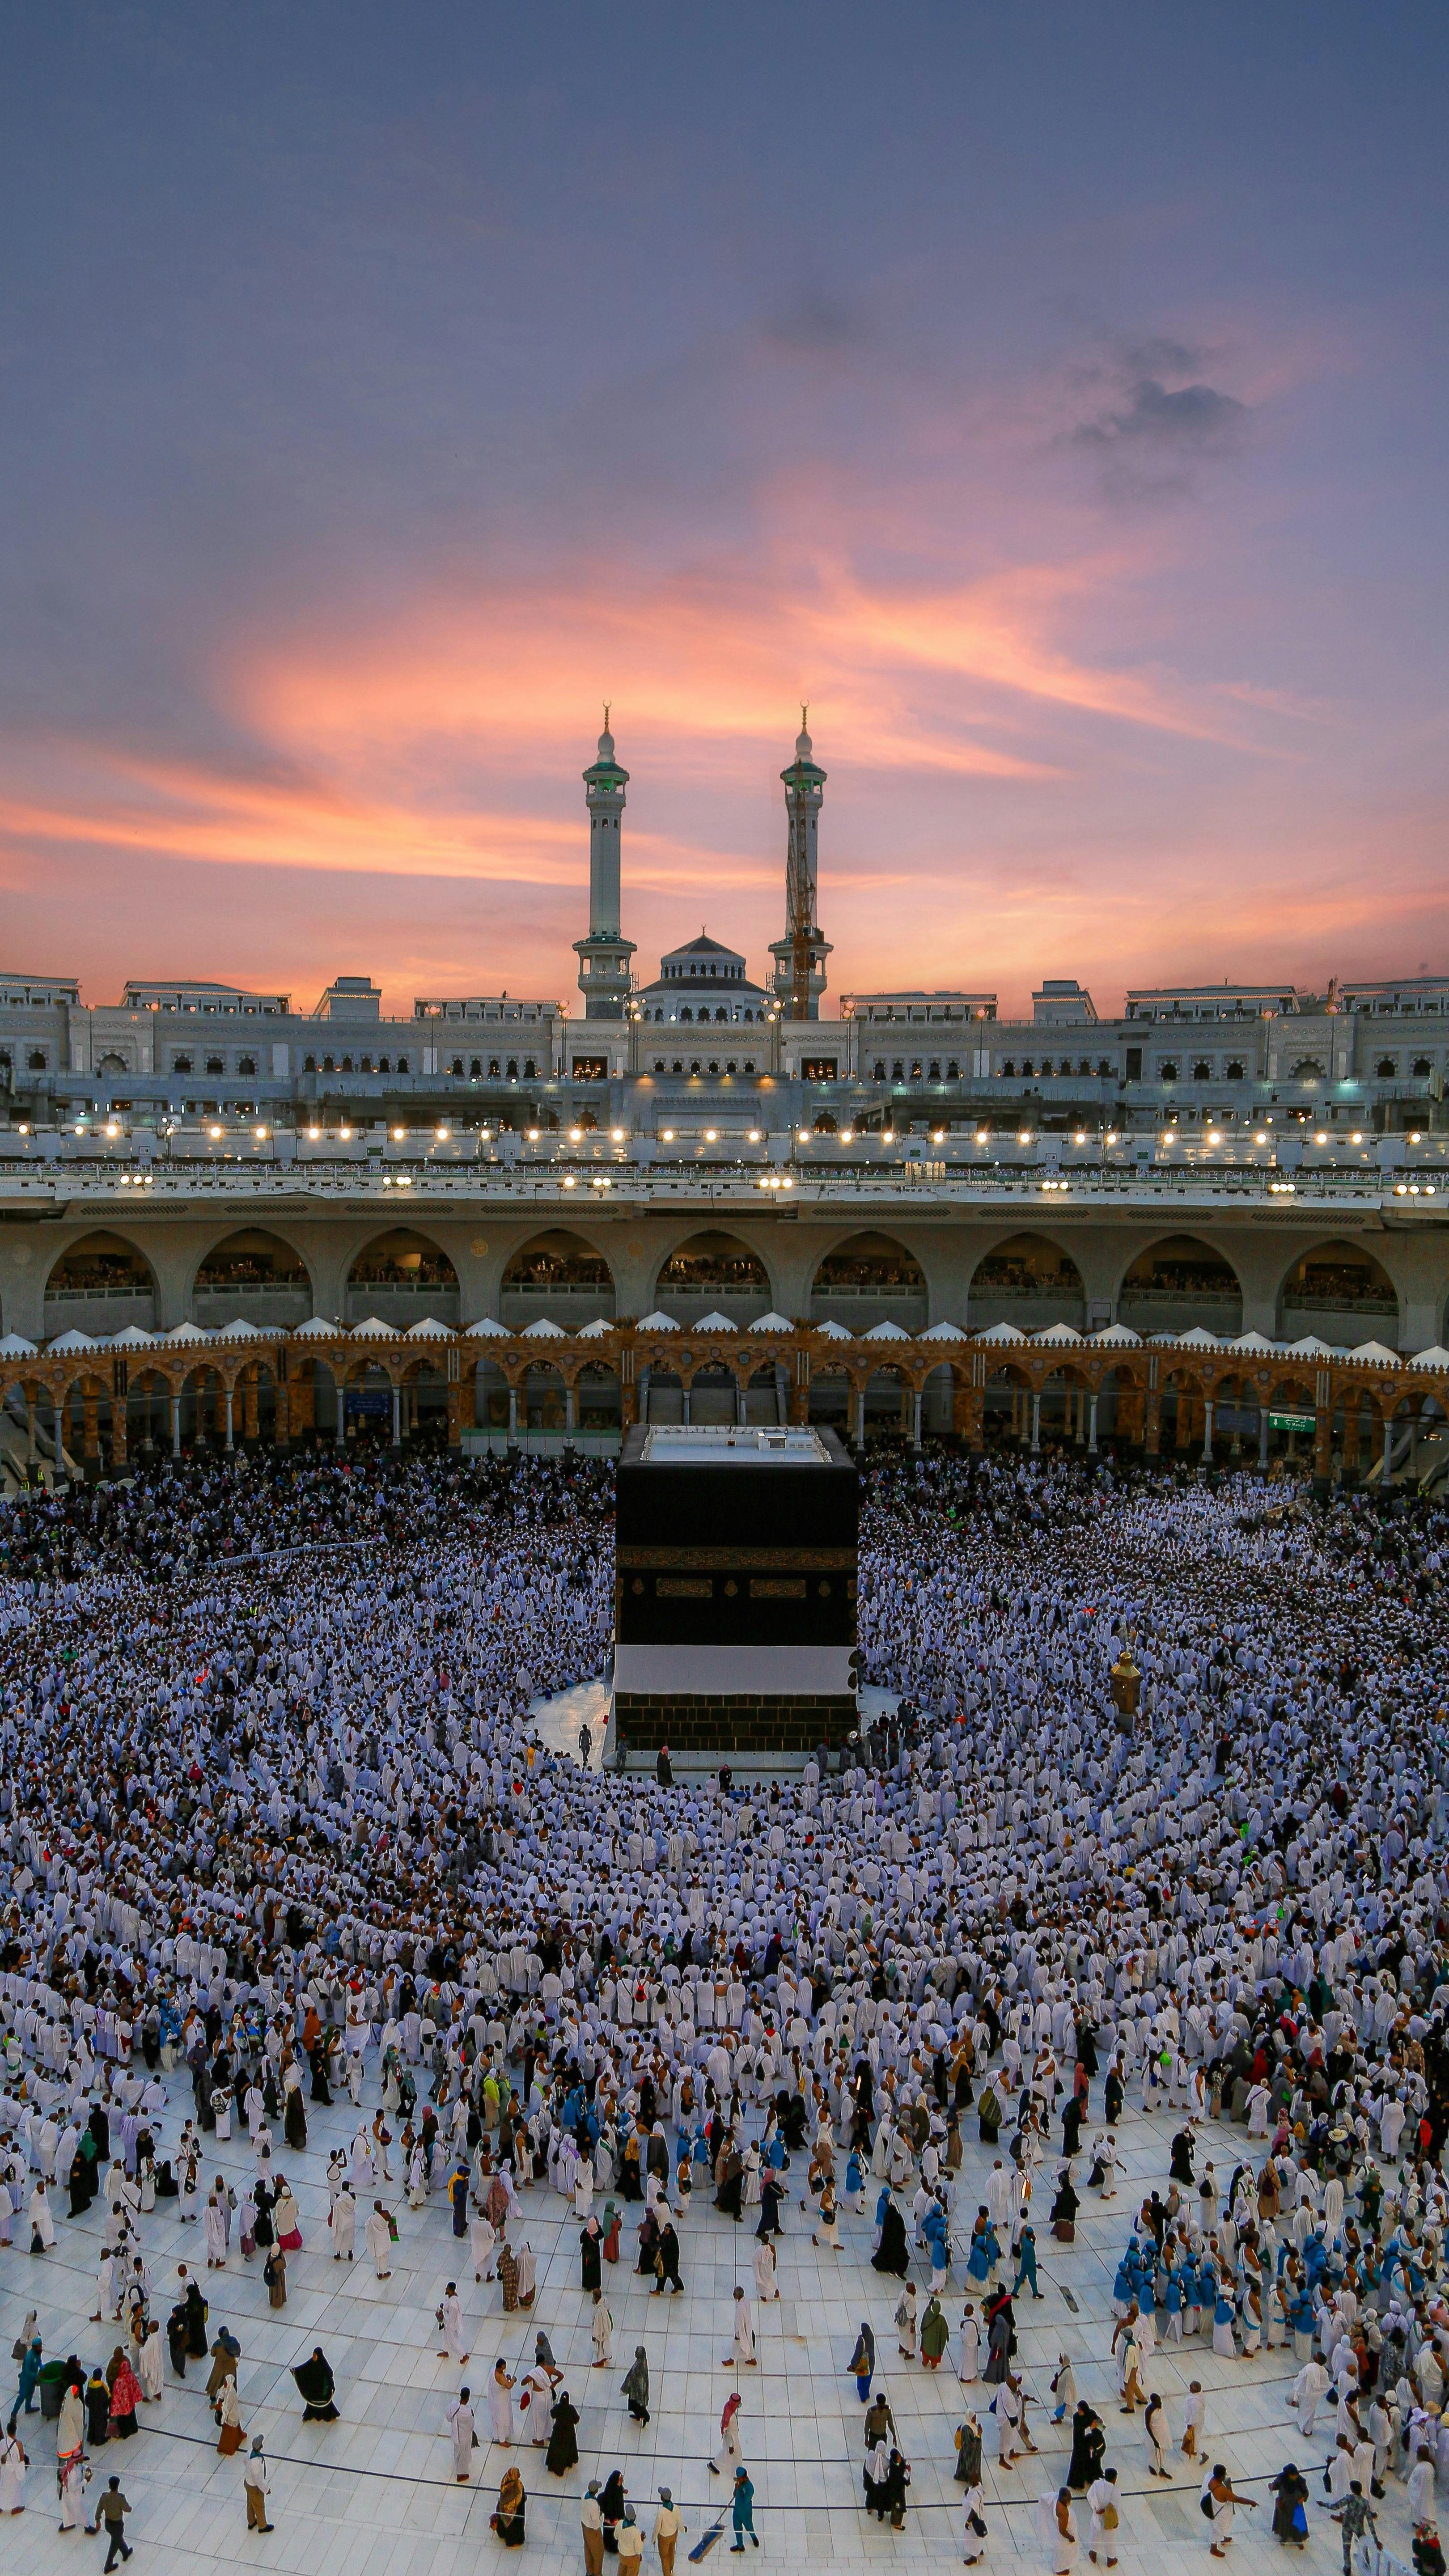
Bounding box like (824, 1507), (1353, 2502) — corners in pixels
(757, 1175), (797, 1192)
(1395, 1182), (1438, 1196)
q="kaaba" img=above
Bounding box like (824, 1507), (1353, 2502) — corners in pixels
(611, 1423), (858, 1754)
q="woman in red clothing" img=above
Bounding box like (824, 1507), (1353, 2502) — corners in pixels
(107, 2349), (143, 2439)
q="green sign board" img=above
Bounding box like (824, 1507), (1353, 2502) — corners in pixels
(1267, 1411), (1315, 1433)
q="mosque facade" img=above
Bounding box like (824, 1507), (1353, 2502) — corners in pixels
(4, 719), (1449, 1434)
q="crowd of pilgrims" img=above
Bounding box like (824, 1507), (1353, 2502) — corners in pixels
(0, 1434), (1449, 2559)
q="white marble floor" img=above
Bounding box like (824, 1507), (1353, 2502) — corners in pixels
(0, 2071), (1415, 2576)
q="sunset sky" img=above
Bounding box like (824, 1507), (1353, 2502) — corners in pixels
(2, 4), (1448, 1017)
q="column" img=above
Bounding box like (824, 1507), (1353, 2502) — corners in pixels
(275, 1383), (290, 1447)
(223, 1386), (234, 1452)
(854, 1387), (866, 1447)
(565, 1381), (577, 1431)
(682, 1382), (692, 1425)
(1313, 1404), (1333, 1490)
(391, 1384), (402, 1447)
(447, 1384), (462, 1448)
(111, 1391), (127, 1470)
(1088, 1393), (1098, 1455)
(52, 1391), (65, 1476)
(911, 1388), (923, 1449)
(639, 1365), (650, 1425)
(335, 1379), (347, 1448)
(1030, 1390), (1041, 1453)
(1201, 1399), (1213, 1465)
(734, 1375), (743, 1425)
(1258, 1403), (1269, 1468)
(170, 1393), (182, 1459)
(82, 1387), (100, 1479)
(25, 1395), (36, 1465)
(508, 1382), (519, 1438)
(1144, 1390), (1160, 1456)
(1342, 1402), (1360, 1484)
(243, 1375), (259, 1441)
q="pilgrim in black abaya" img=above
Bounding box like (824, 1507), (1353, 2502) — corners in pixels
(292, 2349), (339, 2421)
(872, 2201), (910, 2278)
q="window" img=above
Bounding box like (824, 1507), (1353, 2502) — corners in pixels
(726, 1059), (737, 1074)
(323, 1055), (335, 1073)
(238, 1055), (257, 1076)
(1225, 1059), (1244, 1080)
(928, 1059), (940, 1080)
(1414, 1057), (1433, 1078)
(27, 1049), (46, 1071)
(1125, 1047), (1142, 1080)
(304, 1055), (317, 1073)
(379, 1056), (391, 1073)
(572, 1056), (607, 1080)
(681, 1007), (693, 1022)
(524, 1059), (536, 1079)
(173, 1054), (193, 1074)
(451, 1057), (464, 1076)
(1021, 1059), (1034, 1078)
(1001, 1059), (1014, 1078)
(206, 1055), (224, 1075)
(653, 1058), (665, 1074)
(801, 1057), (838, 1082)
(470, 1058), (482, 1077)
(507, 1059), (518, 1079)
(947, 1060), (959, 1079)
(396, 1056), (408, 1074)
(1159, 1061), (1178, 1082)
(873, 1059), (886, 1080)
(1376, 1056), (1396, 1078)
(1098, 1059), (1113, 1078)
(743, 1060), (756, 1074)
(1192, 1060), (1211, 1081)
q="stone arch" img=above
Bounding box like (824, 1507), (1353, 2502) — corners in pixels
(857, 1359), (913, 1447)
(807, 1357), (852, 1431)
(500, 1228), (615, 1326)
(1275, 1237), (1401, 1347)
(811, 1230), (927, 1328)
(576, 1359), (623, 1432)
(44, 1229), (157, 1336)
(1117, 1233), (1243, 1336)
(192, 1226), (314, 1326)
(968, 1234), (1085, 1332)
(519, 1357), (568, 1431)
(346, 1227), (460, 1326)
(653, 1230), (771, 1320)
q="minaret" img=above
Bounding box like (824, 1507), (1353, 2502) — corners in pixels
(769, 708), (832, 1018)
(574, 707), (636, 1021)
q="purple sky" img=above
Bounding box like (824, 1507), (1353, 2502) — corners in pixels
(2, 4), (1447, 1017)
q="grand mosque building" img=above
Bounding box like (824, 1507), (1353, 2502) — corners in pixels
(3, 719), (1449, 1483)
